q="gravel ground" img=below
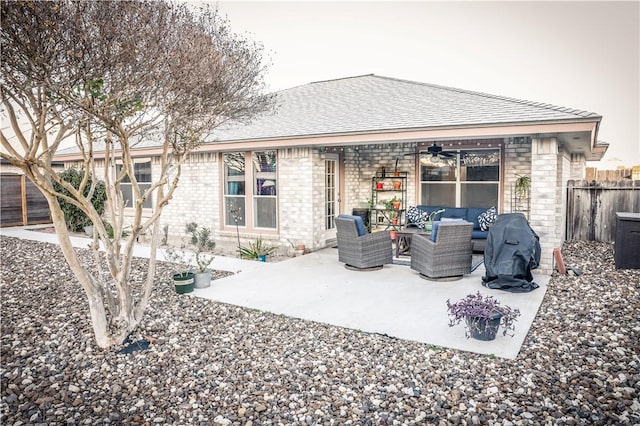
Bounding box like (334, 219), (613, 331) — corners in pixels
(1, 236), (639, 425)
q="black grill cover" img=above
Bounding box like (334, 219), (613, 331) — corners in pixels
(482, 213), (540, 292)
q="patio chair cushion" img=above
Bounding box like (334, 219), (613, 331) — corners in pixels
(337, 214), (367, 236)
(431, 219), (469, 241)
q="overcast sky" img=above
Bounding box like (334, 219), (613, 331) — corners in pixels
(216, 1), (640, 167)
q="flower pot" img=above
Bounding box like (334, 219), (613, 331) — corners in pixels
(258, 255), (267, 262)
(466, 313), (502, 341)
(389, 230), (397, 240)
(391, 217), (399, 225)
(193, 270), (211, 289)
(393, 181), (401, 190)
(173, 272), (195, 294)
(376, 182), (384, 190)
(391, 201), (401, 210)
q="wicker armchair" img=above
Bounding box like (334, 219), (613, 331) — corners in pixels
(410, 221), (473, 280)
(336, 215), (393, 270)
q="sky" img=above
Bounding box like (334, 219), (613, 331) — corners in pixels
(215, 0), (640, 167)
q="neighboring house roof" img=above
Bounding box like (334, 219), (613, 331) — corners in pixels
(212, 74), (601, 142)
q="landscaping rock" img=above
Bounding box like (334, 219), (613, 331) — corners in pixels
(0, 237), (638, 424)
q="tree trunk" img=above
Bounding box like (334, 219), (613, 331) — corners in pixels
(44, 184), (138, 348)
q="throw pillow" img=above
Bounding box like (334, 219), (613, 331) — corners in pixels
(477, 206), (497, 231)
(406, 206), (429, 224)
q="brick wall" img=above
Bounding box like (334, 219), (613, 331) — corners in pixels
(342, 142), (418, 213)
(279, 148), (314, 250)
(530, 138), (560, 274)
(503, 139), (531, 214)
(60, 138), (587, 273)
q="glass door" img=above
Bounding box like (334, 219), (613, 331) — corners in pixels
(324, 154), (339, 241)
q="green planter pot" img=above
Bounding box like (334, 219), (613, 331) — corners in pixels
(173, 272), (195, 294)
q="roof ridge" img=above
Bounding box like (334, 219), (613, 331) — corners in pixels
(309, 74), (375, 85)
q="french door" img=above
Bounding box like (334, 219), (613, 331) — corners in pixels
(324, 154), (340, 241)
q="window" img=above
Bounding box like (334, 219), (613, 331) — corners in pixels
(420, 149), (499, 208)
(117, 161), (152, 209)
(224, 153), (246, 226)
(252, 151), (277, 228)
(224, 151), (277, 230)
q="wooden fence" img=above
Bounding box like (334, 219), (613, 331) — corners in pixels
(585, 167), (636, 182)
(0, 174), (51, 227)
(566, 180), (640, 242)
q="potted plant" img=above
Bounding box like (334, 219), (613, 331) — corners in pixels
(184, 222), (216, 288)
(381, 197), (401, 211)
(163, 244), (195, 294)
(446, 292), (521, 340)
(423, 208), (445, 232)
(514, 174), (531, 199)
(239, 236), (277, 261)
(390, 196), (401, 210)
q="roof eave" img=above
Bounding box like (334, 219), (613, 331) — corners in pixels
(53, 117), (602, 161)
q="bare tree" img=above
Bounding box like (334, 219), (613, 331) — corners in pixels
(0, 0), (273, 348)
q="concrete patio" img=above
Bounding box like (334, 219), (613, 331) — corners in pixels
(194, 247), (548, 359)
(1, 225), (549, 359)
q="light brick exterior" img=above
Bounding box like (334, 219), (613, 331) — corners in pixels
(60, 137), (594, 274)
(569, 153), (587, 180)
(503, 138), (532, 215)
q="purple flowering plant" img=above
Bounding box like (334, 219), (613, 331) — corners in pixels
(446, 292), (521, 339)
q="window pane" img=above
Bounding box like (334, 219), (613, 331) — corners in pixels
(116, 164), (131, 183)
(135, 162), (152, 182)
(224, 153), (246, 195)
(139, 183), (152, 209)
(253, 151), (277, 196)
(420, 154), (456, 181)
(460, 150), (499, 181)
(461, 183), (498, 208)
(225, 196), (245, 226)
(254, 197), (276, 228)
(421, 183), (455, 205)
(120, 184), (133, 208)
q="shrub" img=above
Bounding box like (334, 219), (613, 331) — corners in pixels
(53, 169), (107, 231)
(239, 236), (276, 260)
(185, 222), (216, 272)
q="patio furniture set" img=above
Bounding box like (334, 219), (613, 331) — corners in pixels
(336, 213), (477, 280)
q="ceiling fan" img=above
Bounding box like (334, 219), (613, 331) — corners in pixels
(425, 142), (456, 162)
(402, 142), (456, 163)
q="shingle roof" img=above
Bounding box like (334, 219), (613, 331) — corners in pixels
(56, 74), (601, 156)
(211, 74), (600, 142)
